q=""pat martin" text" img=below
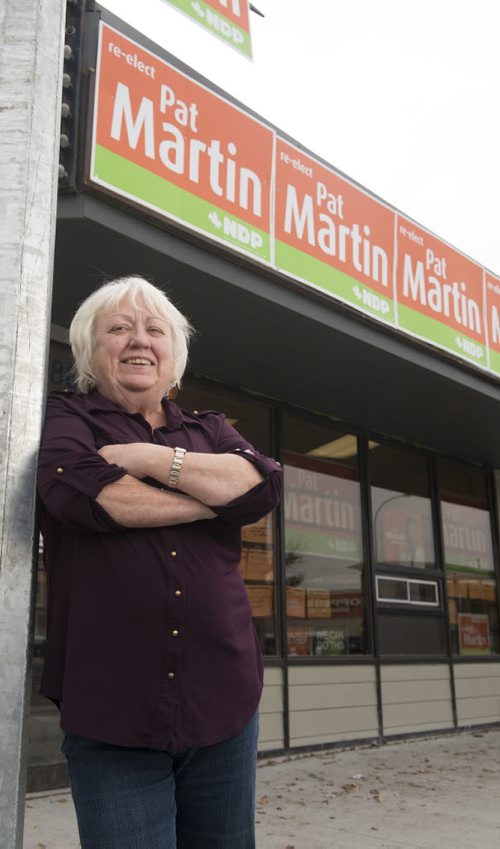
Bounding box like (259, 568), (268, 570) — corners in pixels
(110, 82), (263, 218)
(403, 247), (482, 334)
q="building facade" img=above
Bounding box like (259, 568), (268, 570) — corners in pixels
(27, 3), (500, 790)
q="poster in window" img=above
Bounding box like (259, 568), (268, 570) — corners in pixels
(467, 579), (482, 600)
(312, 628), (346, 656)
(458, 613), (491, 656)
(441, 501), (495, 573)
(286, 586), (306, 619)
(246, 585), (273, 618)
(284, 462), (362, 563)
(454, 578), (469, 598)
(287, 624), (312, 656)
(330, 591), (364, 618)
(245, 548), (273, 581)
(481, 580), (496, 602)
(306, 589), (331, 619)
(380, 507), (427, 566)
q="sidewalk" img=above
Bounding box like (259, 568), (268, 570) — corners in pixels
(24, 726), (500, 848)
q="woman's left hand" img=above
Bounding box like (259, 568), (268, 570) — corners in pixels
(98, 443), (168, 479)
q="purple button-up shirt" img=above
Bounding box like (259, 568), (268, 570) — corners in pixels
(37, 391), (282, 750)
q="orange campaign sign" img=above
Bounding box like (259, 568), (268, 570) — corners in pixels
(87, 17), (500, 383)
(90, 22), (273, 262)
(396, 217), (487, 368)
(485, 271), (500, 376)
(274, 138), (396, 324)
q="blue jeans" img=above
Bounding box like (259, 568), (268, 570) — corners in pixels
(61, 712), (259, 849)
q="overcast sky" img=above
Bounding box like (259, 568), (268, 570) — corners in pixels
(100, 0), (500, 275)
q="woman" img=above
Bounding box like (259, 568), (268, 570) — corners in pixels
(37, 276), (282, 849)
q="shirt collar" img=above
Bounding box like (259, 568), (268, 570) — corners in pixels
(82, 390), (204, 433)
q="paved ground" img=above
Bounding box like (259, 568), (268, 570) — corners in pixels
(24, 727), (500, 848)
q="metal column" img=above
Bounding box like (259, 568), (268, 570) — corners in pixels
(0, 0), (66, 845)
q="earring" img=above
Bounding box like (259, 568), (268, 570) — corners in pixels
(166, 381), (176, 399)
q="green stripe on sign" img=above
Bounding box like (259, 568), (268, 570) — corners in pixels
(163, 0), (252, 58)
(446, 564), (494, 577)
(285, 528), (361, 559)
(397, 302), (486, 367)
(489, 347), (500, 376)
(93, 145), (269, 261)
(275, 239), (395, 322)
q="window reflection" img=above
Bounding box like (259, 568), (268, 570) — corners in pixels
(370, 446), (435, 569)
(370, 445), (444, 656)
(372, 491), (434, 568)
(439, 460), (498, 656)
(283, 415), (366, 657)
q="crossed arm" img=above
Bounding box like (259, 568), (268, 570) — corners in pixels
(96, 443), (264, 528)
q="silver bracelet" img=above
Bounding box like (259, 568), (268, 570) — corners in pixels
(168, 447), (186, 489)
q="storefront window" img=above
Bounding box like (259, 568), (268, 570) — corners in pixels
(438, 461), (499, 656)
(370, 445), (447, 656)
(179, 379), (278, 655)
(371, 445), (435, 569)
(283, 415), (366, 657)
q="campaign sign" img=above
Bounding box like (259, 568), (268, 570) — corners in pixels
(396, 217), (487, 368)
(274, 138), (396, 324)
(90, 23), (272, 262)
(283, 463), (362, 562)
(458, 613), (491, 656)
(485, 272), (500, 376)
(441, 501), (495, 573)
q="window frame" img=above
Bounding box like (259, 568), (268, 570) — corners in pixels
(375, 575), (440, 607)
(281, 410), (370, 661)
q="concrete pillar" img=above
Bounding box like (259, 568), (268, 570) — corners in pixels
(0, 0), (66, 846)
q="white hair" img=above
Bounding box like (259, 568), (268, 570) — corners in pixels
(69, 276), (193, 394)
